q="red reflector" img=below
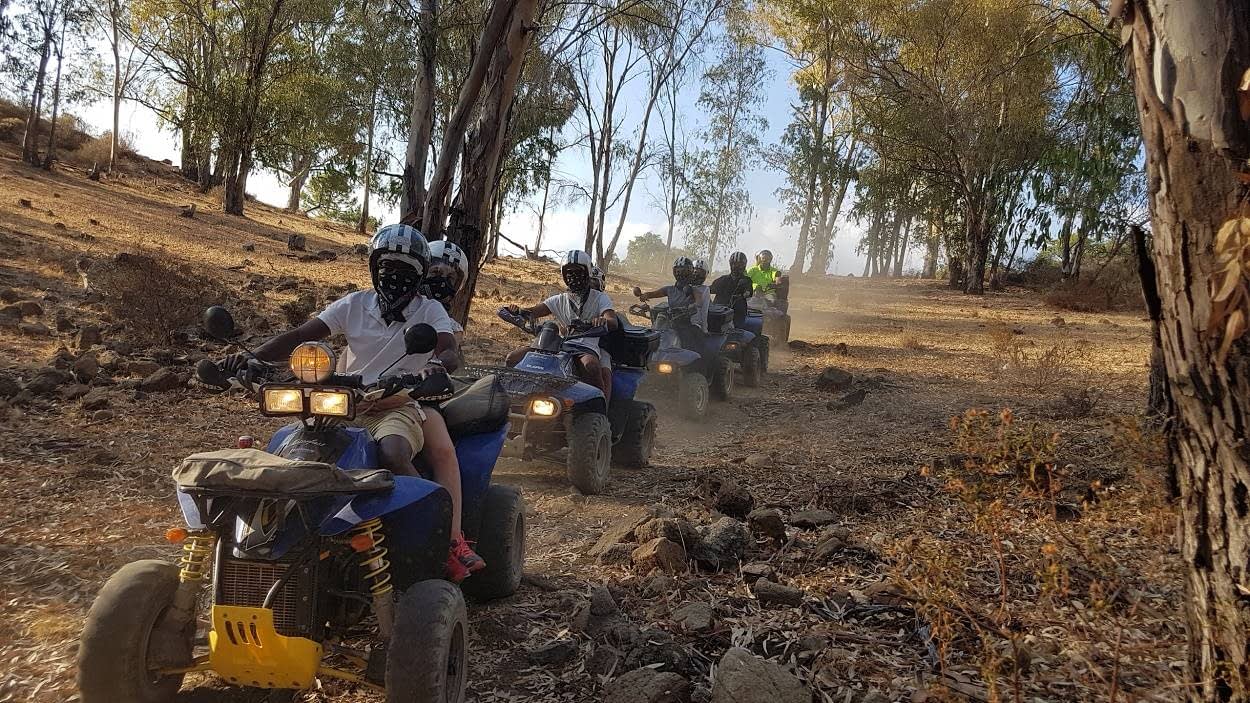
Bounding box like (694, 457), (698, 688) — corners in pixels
(237, 436), (255, 448)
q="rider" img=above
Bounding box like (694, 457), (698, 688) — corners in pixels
(746, 249), (782, 296)
(590, 265), (606, 292)
(504, 251), (620, 403)
(690, 259), (712, 332)
(633, 256), (708, 349)
(425, 239), (468, 348)
(226, 224), (485, 582)
(710, 251), (754, 326)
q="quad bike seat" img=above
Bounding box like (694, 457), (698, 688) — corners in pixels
(441, 374), (509, 437)
(172, 448), (394, 497)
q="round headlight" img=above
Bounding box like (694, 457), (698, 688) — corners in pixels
(290, 342), (335, 384)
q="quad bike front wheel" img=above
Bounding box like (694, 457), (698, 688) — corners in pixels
(613, 400), (657, 468)
(78, 560), (193, 703)
(388, 580), (469, 703)
(462, 484), (525, 601)
(712, 358), (735, 401)
(741, 344), (763, 387)
(678, 373), (710, 419)
(567, 412), (612, 494)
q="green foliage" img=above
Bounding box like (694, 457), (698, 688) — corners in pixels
(624, 231), (690, 271)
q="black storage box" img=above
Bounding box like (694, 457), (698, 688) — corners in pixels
(604, 326), (661, 368)
(707, 304), (734, 334)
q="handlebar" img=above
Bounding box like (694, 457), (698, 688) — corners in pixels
(498, 306), (611, 342)
(196, 357), (453, 404)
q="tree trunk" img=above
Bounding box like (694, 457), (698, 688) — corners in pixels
(963, 198), (989, 294)
(285, 152), (314, 212)
(923, 218), (939, 278)
(1122, 3), (1250, 699)
(534, 163), (552, 253)
(1059, 212), (1076, 278)
(892, 214), (912, 277)
(422, 0), (518, 237)
(791, 94), (827, 275)
(358, 86), (378, 235)
(23, 33), (51, 166)
(447, 0), (538, 324)
(42, 25), (65, 171)
(109, 0), (121, 172)
(809, 137), (856, 275)
(400, 0), (437, 222)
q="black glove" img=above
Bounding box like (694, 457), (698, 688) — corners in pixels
(222, 352), (252, 374)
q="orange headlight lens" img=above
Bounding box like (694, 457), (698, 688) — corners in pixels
(289, 342), (335, 384)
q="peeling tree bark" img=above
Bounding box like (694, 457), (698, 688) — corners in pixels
(1122, 2), (1250, 699)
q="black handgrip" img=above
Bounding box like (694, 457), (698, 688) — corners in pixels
(195, 358), (230, 389)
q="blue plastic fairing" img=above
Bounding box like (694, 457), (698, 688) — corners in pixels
(318, 476), (446, 535)
(656, 347), (701, 367)
(456, 425), (508, 522)
(515, 352), (563, 376)
(612, 368), (645, 401)
(266, 424), (378, 471)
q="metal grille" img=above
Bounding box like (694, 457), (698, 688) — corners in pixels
(218, 558), (300, 637)
(460, 365), (577, 397)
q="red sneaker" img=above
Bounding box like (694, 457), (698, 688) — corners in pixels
(445, 553), (470, 583)
(451, 534), (486, 575)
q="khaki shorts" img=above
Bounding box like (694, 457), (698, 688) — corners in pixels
(350, 404), (425, 454)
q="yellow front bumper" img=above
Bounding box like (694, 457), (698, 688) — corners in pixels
(208, 605), (322, 690)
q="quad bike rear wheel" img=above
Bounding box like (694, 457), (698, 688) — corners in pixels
(741, 344), (763, 387)
(711, 358), (735, 400)
(567, 412), (612, 494)
(388, 580), (469, 703)
(78, 560), (192, 703)
(613, 400), (657, 468)
(462, 484), (525, 601)
(678, 373), (710, 419)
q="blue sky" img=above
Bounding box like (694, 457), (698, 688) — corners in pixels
(75, 43), (878, 275)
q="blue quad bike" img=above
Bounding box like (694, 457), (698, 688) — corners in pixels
(77, 307), (522, 703)
(748, 273), (792, 348)
(463, 307), (660, 495)
(713, 304), (769, 388)
(630, 301), (734, 420)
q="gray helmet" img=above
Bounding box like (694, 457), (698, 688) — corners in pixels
(729, 251), (748, 273)
(562, 250), (594, 293)
(691, 259), (708, 285)
(672, 256), (694, 284)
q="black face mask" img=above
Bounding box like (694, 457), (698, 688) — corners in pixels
(423, 275), (457, 305)
(563, 266), (590, 294)
(375, 259), (422, 323)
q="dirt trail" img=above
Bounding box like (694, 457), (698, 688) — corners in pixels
(0, 147), (1180, 702)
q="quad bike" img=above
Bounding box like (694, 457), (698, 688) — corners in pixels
(77, 306), (522, 703)
(710, 304), (769, 388)
(748, 273), (791, 347)
(464, 307), (660, 495)
(631, 301), (733, 420)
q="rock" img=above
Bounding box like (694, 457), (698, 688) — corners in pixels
(623, 628), (694, 675)
(672, 602), (715, 633)
(740, 562), (776, 584)
(599, 543), (636, 565)
(587, 644), (625, 677)
(632, 538), (687, 574)
(589, 509), (647, 558)
(0, 373), (20, 398)
(352, 243), (369, 256)
(287, 233), (307, 251)
(864, 580), (908, 607)
(744, 453), (773, 468)
(140, 368), (183, 392)
(179, 203), (197, 218)
(692, 518), (749, 570)
(96, 349), (122, 371)
(641, 572), (676, 597)
(751, 579), (804, 607)
(789, 510), (837, 529)
(91, 409), (115, 422)
(747, 508), (786, 543)
(0, 288), (18, 303)
(127, 360), (161, 376)
(813, 535), (847, 561)
(47, 348), (75, 369)
(701, 476), (755, 519)
(55, 314), (75, 334)
(26, 369), (70, 395)
(856, 691), (889, 703)
(1051, 316), (1067, 327)
(605, 668), (692, 703)
(636, 517), (701, 548)
(816, 366), (854, 391)
(81, 389), (111, 411)
(280, 292), (319, 326)
(72, 353), (99, 382)
(0, 306), (20, 328)
(18, 198), (32, 208)
(242, 242), (256, 252)
(711, 648), (809, 703)
(826, 388), (868, 410)
(526, 639), (578, 665)
(60, 383), (90, 400)
(315, 249), (338, 261)
(19, 322), (51, 336)
(591, 585), (619, 616)
(833, 342), (850, 356)
(820, 525), (852, 542)
(107, 340), (133, 356)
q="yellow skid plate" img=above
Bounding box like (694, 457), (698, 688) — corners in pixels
(209, 606), (322, 690)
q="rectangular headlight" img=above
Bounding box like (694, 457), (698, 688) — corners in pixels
(657, 362), (674, 374)
(529, 397), (559, 417)
(309, 390), (351, 417)
(262, 387), (304, 414)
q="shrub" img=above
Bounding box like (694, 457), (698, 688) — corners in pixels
(73, 132), (137, 168)
(90, 252), (224, 346)
(0, 117), (25, 142)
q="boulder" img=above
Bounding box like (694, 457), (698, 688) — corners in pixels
(0, 305), (22, 328)
(96, 349), (122, 371)
(672, 601), (715, 633)
(526, 638), (577, 664)
(641, 572), (676, 597)
(789, 510), (837, 529)
(701, 476), (755, 518)
(589, 509), (646, 558)
(632, 538), (687, 574)
(622, 628), (694, 675)
(19, 322), (51, 336)
(17, 300), (44, 317)
(60, 383), (90, 400)
(636, 517), (701, 549)
(598, 543), (636, 565)
(242, 242), (256, 252)
(81, 389), (111, 411)
(352, 243), (369, 256)
(0, 372), (20, 398)
(140, 368), (184, 393)
(72, 353), (99, 382)
(315, 249), (338, 261)
(746, 508), (786, 543)
(0, 288), (18, 303)
(54, 311), (74, 332)
(815, 367), (853, 392)
(751, 580), (804, 607)
(587, 644), (625, 677)
(127, 360), (161, 376)
(740, 562), (776, 584)
(813, 535), (847, 561)
(605, 668), (692, 703)
(744, 453), (773, 468)
(91, 409), (115, 422)
(710, 648), (809, 703)
(287, 233), (307, 251)
(26, 369), (70, 395)
(692, 518), (749, 570)
(590, 585), (619, 616)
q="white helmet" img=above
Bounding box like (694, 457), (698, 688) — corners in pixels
(429, 240), (469, 287)
(562, 250), (594, 293)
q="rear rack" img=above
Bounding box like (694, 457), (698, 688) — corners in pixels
(458, 365), (578, 397)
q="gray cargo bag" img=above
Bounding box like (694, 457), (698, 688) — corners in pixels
(173, 448), (393, 496)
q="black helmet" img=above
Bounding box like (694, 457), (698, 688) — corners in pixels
(729, 251), (747, 274)
(756, 249), (773, 267)
(562, 250), (594, 294)
(672, 256), (694, 284)
(691, 259), (708, 285)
